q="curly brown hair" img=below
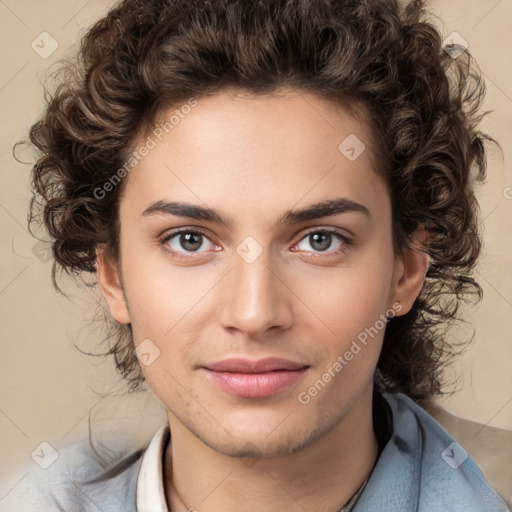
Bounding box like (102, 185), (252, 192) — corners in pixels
(25, 0), (494, 401)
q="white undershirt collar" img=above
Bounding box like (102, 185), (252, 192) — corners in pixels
(136, 422), (171, 512)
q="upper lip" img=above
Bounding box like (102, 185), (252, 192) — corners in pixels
(202, 357), (308, 373)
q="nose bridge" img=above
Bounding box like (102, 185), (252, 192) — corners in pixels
(217, 242), (291, 337)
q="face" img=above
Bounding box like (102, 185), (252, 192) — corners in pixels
(98, 88), (427, 459)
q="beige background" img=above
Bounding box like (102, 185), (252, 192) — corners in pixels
(0, 0), (511, 504)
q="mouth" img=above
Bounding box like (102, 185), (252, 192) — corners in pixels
(201, 357), (310, 398)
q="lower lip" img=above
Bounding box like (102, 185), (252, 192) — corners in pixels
(203, 368), (308, 398)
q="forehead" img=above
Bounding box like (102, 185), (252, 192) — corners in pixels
(121, 89), (389, 224)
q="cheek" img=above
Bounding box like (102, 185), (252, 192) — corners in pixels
(299, 251), (394, 342)
(120, 241), (208, 335)
(296, 258), (394, 404)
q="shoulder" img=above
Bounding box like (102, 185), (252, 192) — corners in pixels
(384, 392), (511, 512)
(422, 395), (512, 504)
(0, 437), (143, 512)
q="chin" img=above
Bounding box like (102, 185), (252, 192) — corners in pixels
(196, 420), (325, 461)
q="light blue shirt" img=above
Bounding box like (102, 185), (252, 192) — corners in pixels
(0, 392), (509, 511)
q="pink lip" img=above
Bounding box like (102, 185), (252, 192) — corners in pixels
(202, 358), (309, 398)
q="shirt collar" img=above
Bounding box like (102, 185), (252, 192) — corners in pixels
(136, 422), (171, 512)
(353, 392), (421, 511)
(131, 393), (505, 512)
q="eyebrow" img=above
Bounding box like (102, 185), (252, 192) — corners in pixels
(141, 197), (371, 227)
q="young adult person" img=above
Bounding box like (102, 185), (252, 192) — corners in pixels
(2, 0), (510, 510)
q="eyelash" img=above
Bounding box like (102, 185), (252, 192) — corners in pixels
(159, 227), (352, 261)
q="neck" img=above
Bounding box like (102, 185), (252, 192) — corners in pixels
(164, 384), (378, 512)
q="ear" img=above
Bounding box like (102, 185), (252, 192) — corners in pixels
(96, 245), (131, 324)
(389, 225), (430, 316)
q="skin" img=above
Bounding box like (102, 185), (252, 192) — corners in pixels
(97, 87), (429, 512)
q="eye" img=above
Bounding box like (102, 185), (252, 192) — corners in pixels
(293, 229), (350, 255)
(160, 227), (351, 261)
(161, 229), (219, 259)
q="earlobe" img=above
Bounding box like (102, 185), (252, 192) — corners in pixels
(96, 246), (131, 324)
(390, 225), (430, 316)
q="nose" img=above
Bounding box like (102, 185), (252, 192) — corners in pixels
(217, 248), (293, 339)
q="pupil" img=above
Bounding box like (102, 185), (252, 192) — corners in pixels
(181, 233), (202, 251)
(311, 233), (331, 251)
